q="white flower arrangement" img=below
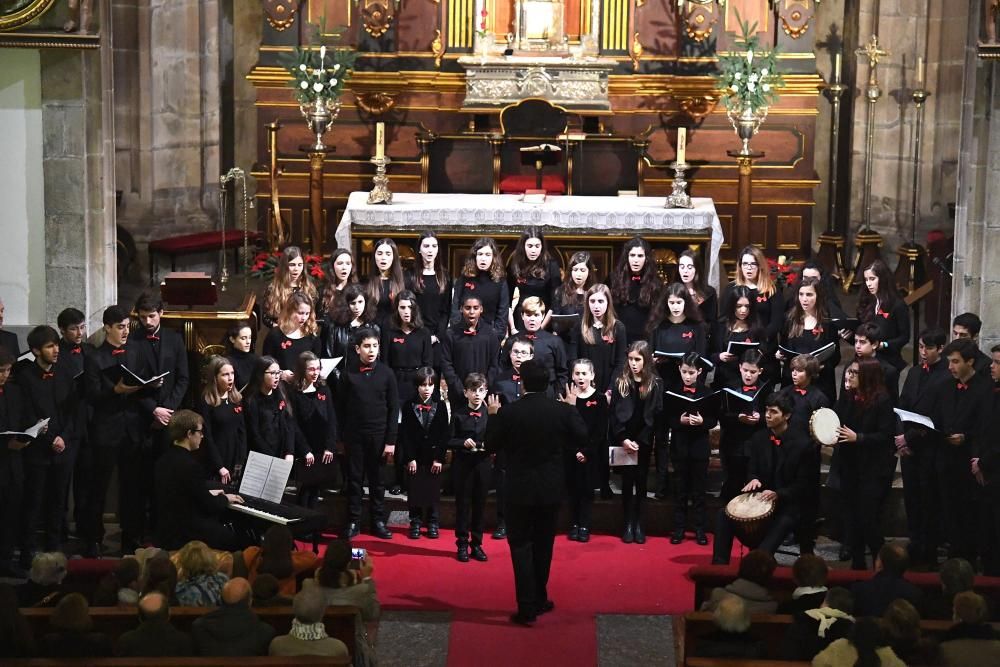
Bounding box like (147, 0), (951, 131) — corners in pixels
(715, 11), (783, 113)
(280, 21), (356, 106)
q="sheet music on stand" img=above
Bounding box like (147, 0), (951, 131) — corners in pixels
(239, 451), (293, 503)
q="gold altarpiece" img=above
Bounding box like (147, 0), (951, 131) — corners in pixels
(250, 0), (825, 276)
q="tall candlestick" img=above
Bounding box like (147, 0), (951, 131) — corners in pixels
(375, 122), (385, 160)
(677, 127), (687, 164)
(834, 52), (842, 83)
(916, 56), (925, 87)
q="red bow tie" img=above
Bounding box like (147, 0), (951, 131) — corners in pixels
(234, 405), (242, 414)
(878, 310), (890, 319)
(681, 331), (693, 339)
(756, 295), (767, 303)
(682, 386), (696, 394)
(631, 275), (642, 282)
(393, 337), (405, 344)
(525, 333), (537, 340)
(922, 363), (929, 371)
(417, 403), (432, 412)
(770, 434), (782, 447)
(147, 334), (159, 342)
(511, 374), (520, 382)
(278, 400), (286, 410)
(743, 385), (757, 392)
(317, 393), (327, 401)
(0, 387), (4, 395)
(957, 382), (968, 391)
(744, 338), (752, 344)
(602, 334), (613, 343)
(517, 278), (527, 285)
(585, 399), (598, 407)
(359, 366), (374, 373)
(70, 346), (81, 355)
(41, 371), (54, 380)
(112, 348), (126, 356)
(464, 282), (475, 290)
(280, 340), (293, 350)
(795, 388), (807, 396)
(812, 327), (824, 337)
(469, 411), (481, 418)
(463, 329), (477, 336)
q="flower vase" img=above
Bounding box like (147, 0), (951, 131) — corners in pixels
(728, 104), (767, 156)
(300, 97), (341, 152)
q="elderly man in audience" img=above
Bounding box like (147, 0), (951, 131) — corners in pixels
(269, 586), (350, 658)
(777, 553), (829, 615)
(116, 591), (195, 657)
(42, 592), (112, 658)
(700, 549), (778, 614)
(938, 591), (1000, 667)
(852, 542), (923, 617)
(191, 577), (275, 656)
(16, 551), (67, 607)
(692, 594), (766, 659)
(779, 586), (856, 661)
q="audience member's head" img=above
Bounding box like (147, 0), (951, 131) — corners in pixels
(258, 525), (295, 580)
(141, 556), (178, 600)
(317, 540), (353, 589)
(0, 583), (32, 654)
(940, 558), (975, 599)
(882, 599), (922, 649)
(876, 542), (909, 577)
(737, 550), (777, 587)
(51, 593), (92, 633)
(292, 587), (326, 626)
(822, 587), (855, 615)
(92, 557), (141, 606)
(137, 592), (169, 623)
(222, 577), (252, 607)
(30, 552), (68, 587)
(714, 594), (751, 634)
(176, 541), (217, 581)
(792, 554), (829, 588)
(953, 591), (989, 625)
(849, 617), (888, 665)
(251, 573), (288, 607)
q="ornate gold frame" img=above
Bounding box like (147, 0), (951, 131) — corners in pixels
(0, 0), (58, 32)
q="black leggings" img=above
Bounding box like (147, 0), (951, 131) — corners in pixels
(618, 445), (652, 522)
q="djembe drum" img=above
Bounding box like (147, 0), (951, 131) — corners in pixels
(725, 492), (776, 549)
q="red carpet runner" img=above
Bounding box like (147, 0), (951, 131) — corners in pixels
(341, 528), (729, 666)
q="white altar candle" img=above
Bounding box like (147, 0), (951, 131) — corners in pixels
(916, 56), (925, 88)
(677, 127), (687, 164)
(834, 52), (842, 84)
(376, 122), (385, 160)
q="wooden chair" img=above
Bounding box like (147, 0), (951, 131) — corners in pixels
(497, 98), (569, 195)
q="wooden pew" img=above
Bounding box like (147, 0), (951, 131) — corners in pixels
(20, 605), (359, 660)
(5, 658), (348, 667)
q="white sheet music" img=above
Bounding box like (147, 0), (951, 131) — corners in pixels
(239, 451), (293, 503)
(320, 357), (342, 380)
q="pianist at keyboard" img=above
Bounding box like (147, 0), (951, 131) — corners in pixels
(154, 410), (253, 551)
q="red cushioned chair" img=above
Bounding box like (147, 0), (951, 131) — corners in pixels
(497, 98), (568, 196)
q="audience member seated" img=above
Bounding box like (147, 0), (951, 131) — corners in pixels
(777, 554), (830, 615)
(925, 558), (975, 621)
(243, 525), (319, 597)
(141, 552), (180, 605)
(17, 551), (67, 608)
(0, 582), (35, 659)
(780, 586), (856, 661)
(117, 591), (195, 658)
(42, 592), (113, 658)
(175, 540), (230, 607)
(269, 586), (350, 659)
(938, 591), (1000, 667)
(306, 540), (380, 663)
(92, 556), (141, 607)
(252, 573), (293, 608)
(881, 598), (940, 666)
(192, 577), (275, 656)
(852, 542), (924, 617)
(700, 549), (779, 614)
(812, 616), (905, 667)
(692, 594), (767, 659)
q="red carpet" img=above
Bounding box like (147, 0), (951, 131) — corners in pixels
(334, 527), (735, 666)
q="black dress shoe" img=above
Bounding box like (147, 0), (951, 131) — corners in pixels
(600, 487), (614, 500)
(82, 542), (101, 558)
(388, 485), (403, 496)
(427, 523), (440, 539)
(471, 545), (488, 562)
(346, 523), (361, 539)
(577, 527), (590, 543)
(654, 491), (667, 500)
(509, 611), (536, 626)
(695, 529), (709, 546)
(408, 522), (421, 539)
(622, 524), (634, 543)
(838, 545), (852, 562)
(372, 522), (393, 539)
(568, 525), (579, 541)
(492, 522), (507, 540)
(670, 529), (684, 545)
(711, 557), (729, 565)
(634, 523), (646, 544)
(536, 599), (555, 615)
(457, 545), (470, 562)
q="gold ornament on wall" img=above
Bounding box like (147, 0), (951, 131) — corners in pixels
(778, 0), (814, 40)
(263, 0), (302, 32)
(360, 0), (396, 38)
(356, 91), (397, 115)
(431, 28), (445, 68)
(678, 95), (719, 122)
(681, 1), (718, 43)
(630, 32), (643, 70)
(0, 0), (57, 32)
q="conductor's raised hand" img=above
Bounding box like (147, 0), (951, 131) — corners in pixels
(486, 394), (502, 415)
(562, 383), (579, 405)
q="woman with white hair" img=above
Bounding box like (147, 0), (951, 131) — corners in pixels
(16, 552), (67, 607)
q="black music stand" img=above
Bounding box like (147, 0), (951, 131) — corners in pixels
(519, 144), (563, 190)
(160, 272), (218, 308)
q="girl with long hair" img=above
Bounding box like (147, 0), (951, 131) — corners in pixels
(677, 249), (718, 330)
(324, 283), (380, 370)
(611, 236), (663, 344)
(244, 355), (296, 459)
(451, 237), (509, 335)
(506, 227), (562, 334)
(197, 355), (248, 485)
(366, 238), (409, 328)
(289, 351), (337, 508)
(320, 248), (357, 320)
(381, 290), (433, 407)
(224, 319), (258, 393)
(262, 246), (319, 327)
(835, 357), (894, 570)
(408, 231), (452, 353)
(857, 259), (909, 371)
(710, 285), (765, 390)
(261, 291), (322, 383)
(552, 250), (597, 343)
(648, 282), (707, 389)
(779, 277), (840, 401)
(609, 341), (662, 544)
(724, 245), (784, 342)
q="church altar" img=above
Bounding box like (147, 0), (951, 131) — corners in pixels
(336, 192), (725, 289)
(458, 55), (617, 111)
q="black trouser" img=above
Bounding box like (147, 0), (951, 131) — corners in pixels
(900, 445), (940, 563)
(712, 506), (800, 563)
(22, 462), (73, 554)
(492, 451), (506, 525)
(618, 444), (652, 525)
(506, 501), (559, 616)
(452, 453), (490, 546)
(0, 453), (24, 561)
(408, 465), (441, 525)
(71, 441), (92, 534)
(843, 471), (891, 569)
(81, 444), (147, 547)
(654, 432), (670, 495)
(566, 458), (593, 529)
(346, 433), (386, 525)
(937, 450), (977, 560)
(672, 455), (708, 532)
(982, 487), (1000, 576)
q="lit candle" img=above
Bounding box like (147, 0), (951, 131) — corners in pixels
(916, 56), (925, 88)
(375, 122), (385, 160)
(834, 52), (842, 84)
(677, 127), (687, 165)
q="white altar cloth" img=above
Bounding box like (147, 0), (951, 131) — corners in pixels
(336, 192), (725, 289)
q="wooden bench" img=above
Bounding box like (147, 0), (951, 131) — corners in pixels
(148, 230), (264, 285)
(21, 604), (359, 660)
(5, 658), (348, 666)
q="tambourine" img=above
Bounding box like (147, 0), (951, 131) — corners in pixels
(809, 407), (841, 446)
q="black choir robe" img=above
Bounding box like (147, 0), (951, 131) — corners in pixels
(196, 397), (248, 477)
(244, 390), (296, 458)
(441, 320), (500, 404)
(451, 271), (509, 336)
(568, 321), (627, 396)
(380, 326), (433, 405)
(261, 329), (322, 372)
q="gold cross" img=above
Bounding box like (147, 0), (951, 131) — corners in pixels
(855, 34), (890, 69)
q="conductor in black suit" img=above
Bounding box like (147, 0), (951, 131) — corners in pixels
(486, 359), (588, 626)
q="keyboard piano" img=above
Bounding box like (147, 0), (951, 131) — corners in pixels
(225, 494), (327, 550)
